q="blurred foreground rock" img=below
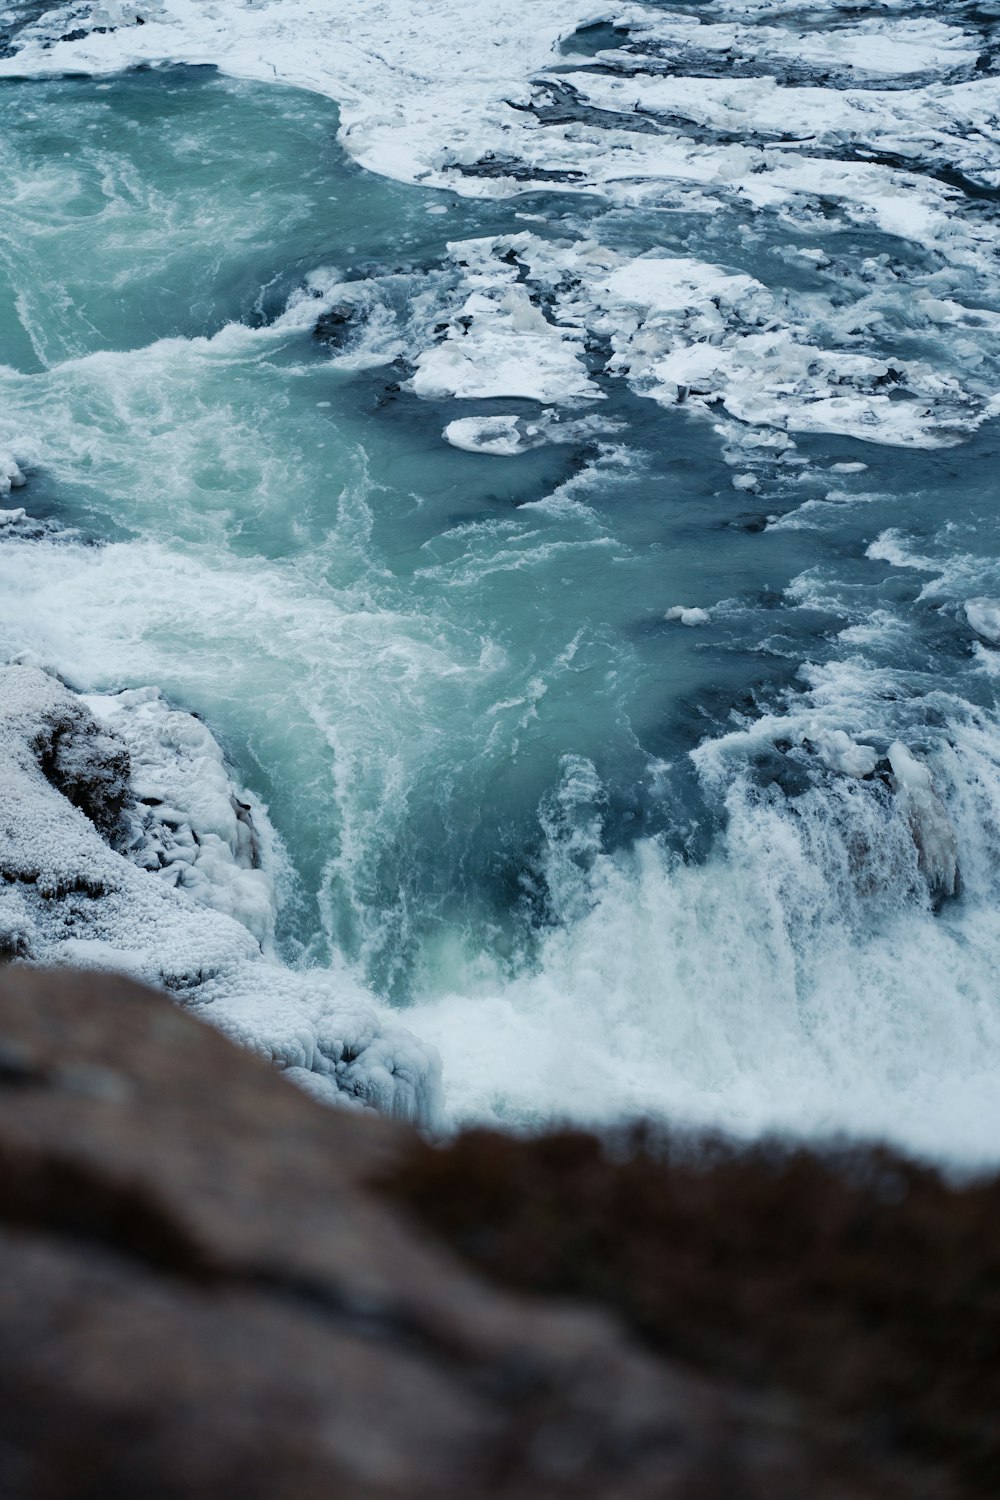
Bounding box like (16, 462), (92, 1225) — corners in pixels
(0, 967), (991, 1498)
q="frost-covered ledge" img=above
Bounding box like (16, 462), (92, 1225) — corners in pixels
(0, 664), (442, 1127)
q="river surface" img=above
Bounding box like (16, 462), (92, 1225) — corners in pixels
(3, 19), (1000, 1155)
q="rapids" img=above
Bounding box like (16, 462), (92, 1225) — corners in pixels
(2, 3), (1000, 1159)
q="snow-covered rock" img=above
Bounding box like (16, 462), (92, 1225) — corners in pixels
(0, 665), (442, 1126)
(83, 686), (279, 952)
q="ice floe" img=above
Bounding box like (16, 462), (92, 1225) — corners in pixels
(413, 232), (990, 451)
(443, 415), (547, 457)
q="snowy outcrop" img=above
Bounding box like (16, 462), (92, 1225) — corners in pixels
(0, 665), (442, 1125)
(83, 687), (278, 951)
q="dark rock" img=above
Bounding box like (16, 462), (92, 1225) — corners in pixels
(389, 1127), (1000, 1497)
(313, 301), (356, 345)
(0, 967), (852, 1499)
(41, 715), (133, 848)
(0, 968), (991, 1497)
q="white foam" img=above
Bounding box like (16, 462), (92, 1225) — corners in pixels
(403, 650), (1000, 1161)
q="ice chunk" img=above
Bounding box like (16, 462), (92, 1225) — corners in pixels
(666, 606), (711, 626)
(965, 599), (1000, 646)
(0, 450), (24, 497)
(443, 414), (546, 456)
(411, 272), (595, 404)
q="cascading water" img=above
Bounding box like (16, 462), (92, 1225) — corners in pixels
(2, 0), (1000, 1159)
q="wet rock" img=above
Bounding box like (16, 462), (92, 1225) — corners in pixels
(313, 300), (356, 345)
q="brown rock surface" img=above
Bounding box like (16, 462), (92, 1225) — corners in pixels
(0, 966), (984, 1497)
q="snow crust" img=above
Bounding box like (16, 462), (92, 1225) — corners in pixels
(605, 12), (981, 83)
(0, 665), (442, 1125)
(83, 687), (279, 951)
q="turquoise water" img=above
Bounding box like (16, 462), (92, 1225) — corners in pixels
(4, 67), (1000, 1149)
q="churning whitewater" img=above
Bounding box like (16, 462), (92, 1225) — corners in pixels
(2, 0), (1000, 1160)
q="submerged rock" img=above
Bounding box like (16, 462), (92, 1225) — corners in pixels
(313, 299), (356, 345)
